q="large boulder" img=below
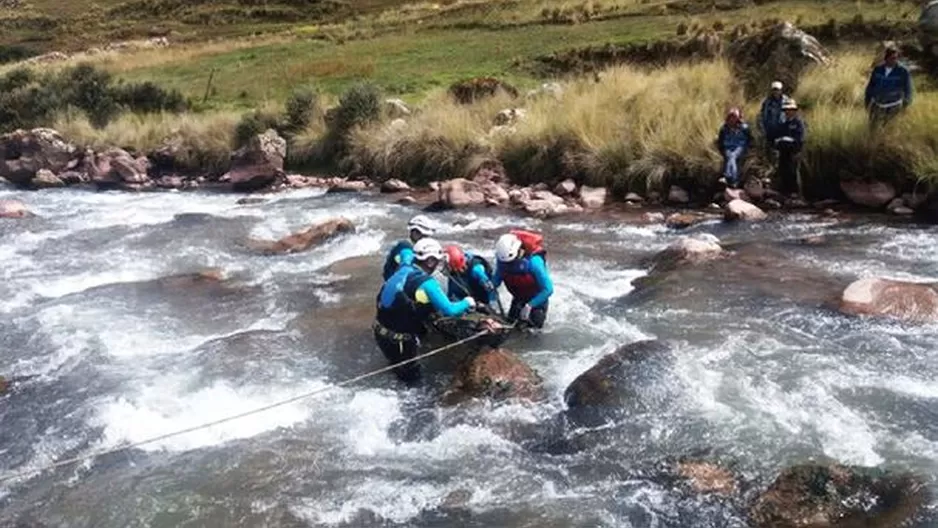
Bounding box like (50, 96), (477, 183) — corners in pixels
(724, 199), (767, 221)
(840, 179), (897, 209)
(0, 128), (78, 187)
(247, 218), (355, 255)
(442, 348), (544, 406)
(90, 147), (150, 187)
(438, 178), (485, 208)
(0, 199), (32, 218)
(221, 129), (287, 192)
(31, 169), (65, 189)
(646, 234), (723, 272)
(839, 277), (938, 324)
(579, 185), (607, 209)
(380, 178), (410, 193)
(726, 22), (831, 96)
(749, 463), (926, 528)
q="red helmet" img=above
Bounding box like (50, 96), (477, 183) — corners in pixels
(445, 245), (467, 273)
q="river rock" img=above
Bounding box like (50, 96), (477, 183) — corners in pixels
(724, 187), (748, 203)
(0, 199), (32, 218)
(647, 234), (723, 271)
(237, 197), (267, 205)
(156, 175), (184, 189)
(666, 212), (705, 229)
(481, 181), (509, 204)
(380, 178), (411, 193)
(439, 178), (485, 208)
(744, 178), (766, 200)
(90, 147), (150, 187)
(641, 211), (665, 223)
(840, 179), (896, 209)
(839, 277), (938, 324)
(0, 128), (78, 187)
(675, 461), (737, 496)
(668, 185), (690, 204)
(247, 218), (355, 255)
(724, 199), (767, 221)
(554, 179), (576, 197)
(442, 348), (544, 406)
(31, 169), (64, 189)
(0, 376), (7, 395)
(580, 186), (607, 209)
(222, 129), (286, 192)
(327, 179), (368, 193)
(749, 463), (926, 528)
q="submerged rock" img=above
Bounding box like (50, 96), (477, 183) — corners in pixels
(247, 218), (355, 255)
(564, 340), (674, 410)
(675, 461), (737, 496)
(839, 277), (938, 324)
(327, 179), (368, 193)
(647, 234), (723, 272)
(0, 376), (8, 395)
(442, 348), (544, 406)
(0, 199), (32, 218)
(749, 463), (927, 528)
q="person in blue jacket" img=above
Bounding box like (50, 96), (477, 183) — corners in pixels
(374, 237), (477, 385)
(770, 98), (806, 197)
(491, 231), (554, 329)
(715, 107), (752, 188)
(444, 244), (500, 313)
(382, 215), (435, 281)
(865, 45), (913, 128)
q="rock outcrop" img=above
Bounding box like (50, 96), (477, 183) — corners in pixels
(839, 277), (938, 324)
(247, 218), (355, 255)
(840, 179), (897, 209)
(438, 178), (486, 208)
(0, 128), (77, 187)
(726, 21), (832, 96)
(221, 129), (287, 192)
(443, 348), (544, 406)
(90, 147), (150, 188)
(749, 463), (926, 528)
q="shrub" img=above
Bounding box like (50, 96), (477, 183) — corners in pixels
(283, 87), (318, 135)
(233, 109), (283, 147)
(333, 82), (381, 133)
(0, 44), (37, 65)
(61, 64), (121, 129)
(114, 81), (189, 114)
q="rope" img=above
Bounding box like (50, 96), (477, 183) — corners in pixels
(0, 329), (492, 485)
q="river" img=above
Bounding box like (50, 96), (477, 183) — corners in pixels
(0, 187), (936, 526)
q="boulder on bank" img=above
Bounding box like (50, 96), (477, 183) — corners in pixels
(442, 347), (544, 406)
(724, 199), (767, 221)
(438, 178), (486, 208)
(726, 21), (831, 96)
(579, 185), (607, 209)
(840, 179), (897, 209)
(380, 178), (411, 193)
(0, 199), (32, 218)
(247, 218), (355, 255)
(326, 179), (369, 193)
(90, 147), (150, 188)
(221, 129), (287, 192)
(839, 277), (938, 324)
(32, 169), (64, 189)
(0, 128), (78, 187)
(748, 463), (926, 528)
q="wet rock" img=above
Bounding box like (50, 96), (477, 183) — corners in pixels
(579, 185), (607, 209)
(839, 277), (938, 324)
(31, 169), (64, 189)
(668, 185), (689, 204)
(0, 376), (8, 395)
(237, 197), (267, 206)
(439, 178), (485, 208)
(744, 178), (766, 201)
(723, 187), (748, 202)
(156, 268), (228, 288)
(763, 198), (782, 209)
(666, 212), (705, 229)
(892, 205), (915, 216)
(481, 181), (510, 204)
(840, 179), (896, 209)
(798, 234), (827, 246)
(554, 178), (577, 197)
(327, 179), (368, 193)
(442, 348), (544, 406)
(676, 461), (737, 496)
(90, 147), (150, 187)
(0, 199), (32, 218)
(749, 463), (926, 528)
(397, 196), (417, 205)
(156, 175), (184, 189)
(0, 128), (78, 187)
(647, 234), (723, 271)
(247, 218), (355, 255)
(380, 178), (411, 193)
(624, 192), (643, 203)
(284, 174), (311, 188)
(564, 340), (677, 425)
(523, 198), (578, 219)
(440, 489), (473, 509)
(724, 199), (767, 221)
(641, 211), (665, 223)
(222, 129), (286, 192)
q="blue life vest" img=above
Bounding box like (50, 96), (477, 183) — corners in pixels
(382, 240), (413, 281)
(376, 265), (433, 335)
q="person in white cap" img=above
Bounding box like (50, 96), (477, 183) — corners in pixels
(759, 81), (787, 156)
(771, 98), (806, 197)
(382, 214), (436, 281)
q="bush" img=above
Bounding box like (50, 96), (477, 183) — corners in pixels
(0, 44), (38, 65)
(333, 82), (381, 133)
(283, 87), (318, 135)
(114, 81), (189, 114)
(233, 109), (283, 147)
(61, 64), (121, 129)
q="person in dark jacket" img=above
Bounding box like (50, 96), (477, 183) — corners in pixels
(865, 46), (913, 128)
(759, 81), (786, 154)
(715, 107), (752, 188)
(374, 238), (476, 386)
(381, 215), (435, 281)
(770, 98), (806, 197)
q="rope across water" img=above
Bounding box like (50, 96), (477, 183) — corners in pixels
(0, 329), (493, 485)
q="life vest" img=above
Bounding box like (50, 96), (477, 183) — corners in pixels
(376, 265), (433, 335)
(382, 240), (413, 281)
(502, 230), (547, 302)
(449, 252), (494, 304)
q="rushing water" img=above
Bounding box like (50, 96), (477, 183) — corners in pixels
(0, 186), (937, 526)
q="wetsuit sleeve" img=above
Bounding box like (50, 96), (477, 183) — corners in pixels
(491, 261), (503, 289)
(470, 263), (497, 303)
(418, 279), (472, 317)
(398, 247), (415, 267)
(526, 255), (554, 308)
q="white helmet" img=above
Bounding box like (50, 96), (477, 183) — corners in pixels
(413, 238), (445, 262)
(407, 215), (435, 236)
(495, 233), (523, 262)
